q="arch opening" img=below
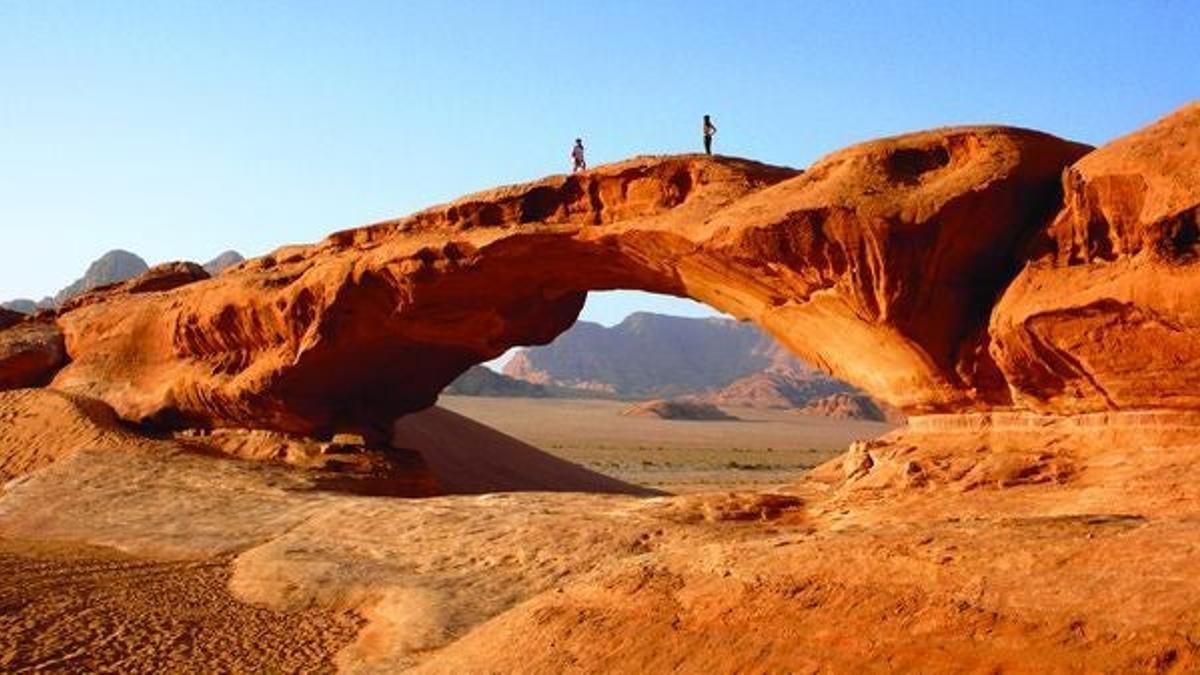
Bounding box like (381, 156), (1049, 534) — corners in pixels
(436, 289), (899, 493)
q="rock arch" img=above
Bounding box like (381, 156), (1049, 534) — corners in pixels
(34, 103), (1198, 439)
(37, 126), (1101, 439)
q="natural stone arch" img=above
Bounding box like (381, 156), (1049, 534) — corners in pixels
(46, 127), (1090, 438)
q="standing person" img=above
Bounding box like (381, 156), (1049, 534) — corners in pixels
(571, 138), (586, 173)
(702, 115), (717, 155)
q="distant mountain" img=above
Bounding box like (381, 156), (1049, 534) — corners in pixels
(0, 299), (49, 314)
(797, 393), (891, 422)
(503, 312), (817, 399)
(203, 250), (244, 275)
(53, 250), (149, 306)
(500, 312), (861, 409)
(445, 365), (616, 399)
(5, 248), (245, 314)
(692, 368), (853, 409)
(445, 366), (551, 397)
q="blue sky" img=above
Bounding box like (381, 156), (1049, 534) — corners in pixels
(1, 1), (1196, 324)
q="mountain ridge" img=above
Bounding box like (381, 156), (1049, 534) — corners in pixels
(4, 249), (244, 313)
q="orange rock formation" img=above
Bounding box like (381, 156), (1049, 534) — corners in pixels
(991, 103), (1200, 412)
(2, 104), (1197, 439)
(0, 313), (65, 390)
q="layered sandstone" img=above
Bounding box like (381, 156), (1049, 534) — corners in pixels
(48, 156), (796, 436)
(990, 103), (1200, 412)
(29, 123), (1099, 437)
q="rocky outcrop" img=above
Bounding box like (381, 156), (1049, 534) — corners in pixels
(0, 308), (23, 331)
(59, 262), (210, 312)
(990, 103), (1200, 413)
(695, 366), (853, 409)
(50, 155), (802, 436)
(1, 300), (39, 315)
(797, 393), (889, 422)
(0, 316), (67, 389)
(620, 399), (737, 421)
(40, 108), (1198, 437)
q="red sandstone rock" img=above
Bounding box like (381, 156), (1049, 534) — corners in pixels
(0, 318), (66, 389)
(990, 103), (1200, 413)
(60, 261), (210, 312)
(0, 308), (23, 331)
(700, 127), (1090, 412)
(50, 156), (799, 435)
(35, 117), (1142, 436)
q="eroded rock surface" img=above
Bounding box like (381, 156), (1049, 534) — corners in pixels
(991, 103), (1200, 412)
(41, 122), (1099, 436)
(0, 318), (66, 390)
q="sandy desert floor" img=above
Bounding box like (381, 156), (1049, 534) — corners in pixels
(0, 539), (362, 673)
(438, 395), (894, 492)
(4, 389), (1200, 672)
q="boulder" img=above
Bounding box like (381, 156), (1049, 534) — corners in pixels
(0, 318), (66, 389)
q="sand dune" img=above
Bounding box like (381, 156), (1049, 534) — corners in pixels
(394, 405), (657, 495)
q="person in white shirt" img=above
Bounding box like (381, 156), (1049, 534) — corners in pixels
(703, 115), (717, 155)
(571, 138), (586, 173)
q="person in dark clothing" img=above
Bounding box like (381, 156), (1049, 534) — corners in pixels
(571, 138), (586, 172)
(703, 115), (717, 155)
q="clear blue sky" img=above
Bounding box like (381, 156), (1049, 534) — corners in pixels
(1, 1), (1196, 323)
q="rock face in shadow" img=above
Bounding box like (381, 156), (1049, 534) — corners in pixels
(393, 406), (657, 495)
(0, 317), (66, 390)
(28, 106), (1200, 437)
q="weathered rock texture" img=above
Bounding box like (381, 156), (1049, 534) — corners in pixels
(990, 102), (1200, 412)
(17, 105), (1200, 437)
(0, 317), (66, 390)
(59, 261), (210, 313)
